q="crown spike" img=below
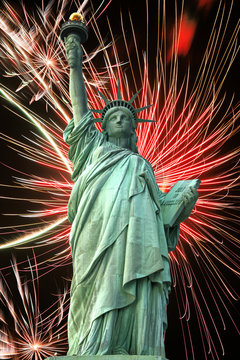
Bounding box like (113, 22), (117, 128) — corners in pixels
(128, 88), (142, 104)
(117, 82), (122, 100)
(136, 119), (156, 123)
(135, 104), (153, 113)
(96, 88), (110, 105)
(93, 82), (154, 126)
(91, 109), (103, 113)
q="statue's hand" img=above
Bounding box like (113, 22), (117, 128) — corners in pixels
(65, 34), (83, 69)
(175, 186), (199, 224)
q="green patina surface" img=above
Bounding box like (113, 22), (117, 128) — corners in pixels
(54, 25), (198, 358)
(63, 112), (180, 356)
(45, 356), (168, 360)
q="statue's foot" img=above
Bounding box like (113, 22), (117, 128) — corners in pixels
(112, 347), (129, 355)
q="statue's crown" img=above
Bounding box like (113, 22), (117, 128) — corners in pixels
(92, 83), (154, 128)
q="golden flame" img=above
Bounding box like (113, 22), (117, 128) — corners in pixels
(69, 13), (84, 22)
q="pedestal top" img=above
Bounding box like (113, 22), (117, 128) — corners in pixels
(45, 356), (168, 360)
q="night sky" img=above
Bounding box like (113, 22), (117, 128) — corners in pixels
(0, 0), (239, 359)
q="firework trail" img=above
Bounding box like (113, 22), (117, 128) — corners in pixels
(0, 255), (68, 359)
(0, 0), (239, 359)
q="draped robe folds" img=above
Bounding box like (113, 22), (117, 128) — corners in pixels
(64, 111), (180, 357)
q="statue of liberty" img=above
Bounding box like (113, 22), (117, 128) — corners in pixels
(61, 14), (198, 359)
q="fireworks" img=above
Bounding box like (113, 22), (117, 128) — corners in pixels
(0, 257), (68, 359)
(0, 0), (239, 359)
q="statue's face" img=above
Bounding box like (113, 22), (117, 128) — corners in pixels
(105, 109), (132, 138)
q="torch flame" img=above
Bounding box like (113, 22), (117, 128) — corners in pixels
(69, 13), (84, 22)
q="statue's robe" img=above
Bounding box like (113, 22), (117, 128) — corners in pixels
(64, 112), (180, 357)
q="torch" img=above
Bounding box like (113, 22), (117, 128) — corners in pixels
(60, 13), (88, 44)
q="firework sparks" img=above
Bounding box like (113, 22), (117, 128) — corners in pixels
(0, 257), (68, 359)
(167, 12), (197, 62)
(0, 0), (239, 359)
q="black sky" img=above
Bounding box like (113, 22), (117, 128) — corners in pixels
(0, 0), (239, 359)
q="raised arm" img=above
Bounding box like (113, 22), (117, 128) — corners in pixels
(64, 34), (88, 126)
